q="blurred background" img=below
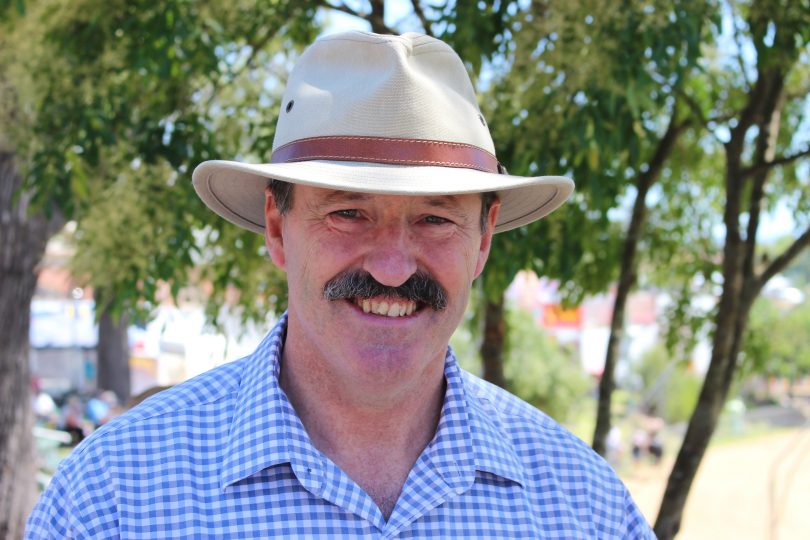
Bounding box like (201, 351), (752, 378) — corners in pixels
(1, 0), (809, 538)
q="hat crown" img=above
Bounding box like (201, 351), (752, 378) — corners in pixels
(273, 31), (495, 154)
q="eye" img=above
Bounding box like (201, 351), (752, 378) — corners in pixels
(422, 215), (451, 225)
(332, 209), (359, 218)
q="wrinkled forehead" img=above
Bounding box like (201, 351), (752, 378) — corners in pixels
(290, 184), (489, 207)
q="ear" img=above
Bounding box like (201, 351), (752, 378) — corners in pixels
(473, 198), (500, 279)
(264, 186), (287, 271)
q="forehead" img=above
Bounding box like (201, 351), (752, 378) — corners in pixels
(296, 185), (482, 210)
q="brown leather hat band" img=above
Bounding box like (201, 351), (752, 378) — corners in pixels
(270, 136), (500, 173)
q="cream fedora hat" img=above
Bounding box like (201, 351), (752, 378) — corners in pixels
(192, 31), (573, 234)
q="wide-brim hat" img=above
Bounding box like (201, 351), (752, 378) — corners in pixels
(192, 31), (574, 234)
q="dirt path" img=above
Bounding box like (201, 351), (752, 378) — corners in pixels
(621, 427), (810, 540)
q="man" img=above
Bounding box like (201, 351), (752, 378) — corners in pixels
(27, 31), (654, 538)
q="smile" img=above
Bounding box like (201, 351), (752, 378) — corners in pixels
(352, 297), (418, 317)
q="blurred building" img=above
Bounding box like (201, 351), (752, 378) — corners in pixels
(506, 270), (708, 378)
(30, 227), (270, 398)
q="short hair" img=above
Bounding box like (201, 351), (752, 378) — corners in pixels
(268, 179), (294, 215)
(268, 180), (497, 234)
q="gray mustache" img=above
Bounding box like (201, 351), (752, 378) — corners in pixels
(323, 270), (448, 311)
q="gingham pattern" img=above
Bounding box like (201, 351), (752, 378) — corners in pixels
(27, 313), (654, 539)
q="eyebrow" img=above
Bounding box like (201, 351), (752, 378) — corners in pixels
(318, 190), (373, 205)
(423, 195), (464, 211)
(317, 190), (472, 220)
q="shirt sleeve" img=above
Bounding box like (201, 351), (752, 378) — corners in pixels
(25, 471), (72, 540)
(621, 489), (657, 539)
(25, 442), (121, 539)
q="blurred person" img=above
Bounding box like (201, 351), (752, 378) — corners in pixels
(58, 395), (86, 446)
(631, 428), (648, 465)
(33, 392), (58, 426)
(606, 424), (624, 466)
(31, 379), (58, 426)
(86, 390), (122, 428)
(648, 429), (664, 465)
(27, 32), (654, 538)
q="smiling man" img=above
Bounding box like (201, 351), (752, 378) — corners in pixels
(27, 32), (654, 538)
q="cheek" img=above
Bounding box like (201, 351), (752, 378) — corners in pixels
(287, 230), (361, 292)
(420, 242), (479, 289)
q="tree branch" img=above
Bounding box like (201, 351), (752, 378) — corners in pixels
(674, 87), (710, 129)
(673, 87), (732, 145)
(756, 226), (810, 292)
(730, 2), (752, 92)
(743, 171), (768, 280)
(320, 0), (395, 34)
(202, 22), (282, 109)
(743, 71), (785, 289)
(410, 0), (434, 37)
(243, 29), (277, 72)
(369, 0), (395, 34)
(322, 0), (361, 18)
(727, 71), (769, 156)
(641, 109), (687, 188)
(740, 146), (810, 178)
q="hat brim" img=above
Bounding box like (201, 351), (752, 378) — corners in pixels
(192, 160), (574, 234)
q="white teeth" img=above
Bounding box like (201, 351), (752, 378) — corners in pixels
(355, 298), (417, 317)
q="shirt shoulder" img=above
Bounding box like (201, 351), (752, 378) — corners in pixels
(460, 370), (613, 477)
(25, 358), (248, 539)
(460, 370), (655, 539)
(461, 368), (586, 447)
(73, 358), (245, 453)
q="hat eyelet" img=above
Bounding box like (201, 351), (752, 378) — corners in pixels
(286, 100), (295, 113)
(478, 114), (486, 126)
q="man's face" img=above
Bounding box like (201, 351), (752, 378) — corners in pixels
(264, 184), (499, 392)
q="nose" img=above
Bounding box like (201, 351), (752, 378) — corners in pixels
(361, 224), (418, 287)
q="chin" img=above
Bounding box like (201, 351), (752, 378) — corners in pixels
(344, 343), (435, 378)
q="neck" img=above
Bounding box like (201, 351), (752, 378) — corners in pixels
(278, 327), (447, 520)
(278, 344), (446, 458)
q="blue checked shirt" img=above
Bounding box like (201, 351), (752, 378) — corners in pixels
(27, 313), (654, 538)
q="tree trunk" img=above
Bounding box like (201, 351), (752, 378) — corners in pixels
(592, 116), (683, 457)
(591, 273), (632, 457)
(0, 150), (62, 538)
(654, 64), (794, 539)
(97, 305), (130, 404)
(480, 295), (507, 389)
(653, 288), (753, 539)
(652, 130), (753, 540)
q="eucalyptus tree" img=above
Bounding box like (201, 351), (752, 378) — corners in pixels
(475, 1), (712, 395)
(652, 1), (810, 537)
(1, 4), (66, 535)
(586, 2), (715, 457)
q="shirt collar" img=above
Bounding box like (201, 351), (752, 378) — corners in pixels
(220, 313), (322, 490)
(220, 313), (524, 489)
(442, 349), (525, 487)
